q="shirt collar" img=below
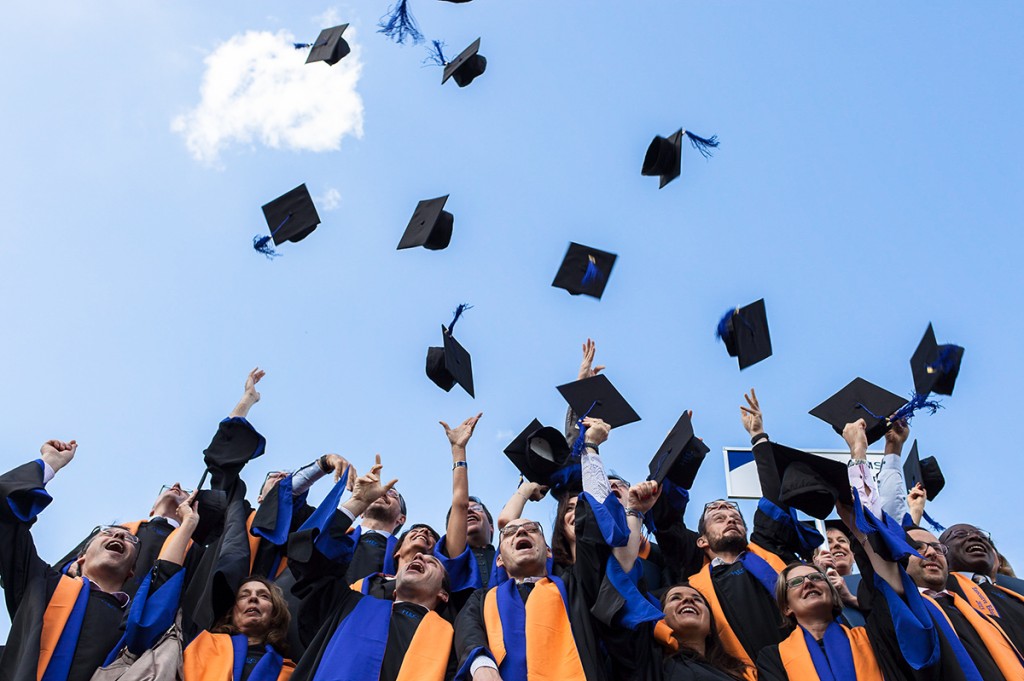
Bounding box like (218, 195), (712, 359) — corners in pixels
(956, 571), (993, 585)
(87, 580), (131, 608)
(153, 515), (180, 528)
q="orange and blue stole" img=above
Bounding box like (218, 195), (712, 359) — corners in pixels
(778, 622), (882, 680)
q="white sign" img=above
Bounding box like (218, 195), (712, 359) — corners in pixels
(723, 448), (885, 500)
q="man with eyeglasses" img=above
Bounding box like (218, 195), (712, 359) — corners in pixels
(0, 439), (186, 681)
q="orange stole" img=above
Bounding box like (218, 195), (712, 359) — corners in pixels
(482, 578), (587, 681)
(246, 510), (289, 579)
(395, 610), (454, 681)
(653, 620), (757, 681)
(777, 625), (882, 680)
(923, 592), (1024, 681)
(37, 575), (84, 681)
(689, 543), (787, 667)
(183, 630), (295, 681)
(953, 573), (1024, 615)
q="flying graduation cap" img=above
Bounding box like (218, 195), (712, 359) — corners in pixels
(809, 377), (941, 444)
(772, 443), (853, 520)
(397, 195), (453, 250)
(295, 24), (351, 65)
(253, 184), (321, 259)
(910, 323), (964, 397)
(552, 242), (617, 300)
(425, 304), (474, 397)
(716, 299), (773, 370)
(424, 39), (487, 87)
(503, 419), (573, 487)
(641, 128), (720, 188)
(903, 440), (946, 501)
(647, 411), (710, 489)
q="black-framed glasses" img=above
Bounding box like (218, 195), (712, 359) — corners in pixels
(703, 500), (740, 514)
(158, 484), (193, 497)
(944, 528), (992, 545)
(911, 540), (949, 556)
(786, 572), (827, 589)
(98, 526), (140, 546)
(500, 521), (544, 540)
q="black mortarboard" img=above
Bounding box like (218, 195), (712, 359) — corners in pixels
(911, 323), (964, 397)
(646, 411), (710, 488)
(425, 305), (475, 397)
(809, 378), (908, 444)
(716, 299), (773, 370)
(254, 184), (321, 257)
(556, 374), (641, 429)
(903, 440), (945, 501)
(304, 24), (351, 66)
(442, 38), (486, 87)
(642, 129), (683, 188)
(397, 195), (453, 250)
(772, 443), (853, 520)
(551, 242), (618, 300)
(503, 420), (572, 486)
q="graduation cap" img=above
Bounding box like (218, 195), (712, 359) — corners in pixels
(425, 304), (474, 397)
(903, 440), (945, 501)
(641, 128), (720, 188)
(556, 374), (641, 429)
(646, 411), (710, 488)
(397, 195), (453, 250)
(297, 24), (351, 65)
(441, 38), (487, 87)
(253, 184), (321, 259)
(551, 242), (617, 300)
(503, 419), (573, 487)
(911, 323), (964, 397)
(716, 299), (773, 370)
(772, 443), (853, 520)
(809, 378), (909, 444)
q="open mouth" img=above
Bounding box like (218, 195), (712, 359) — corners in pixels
(676, 605), (700, 616)
(965, 542), (989, 557)
(407, 560), (426, 574)
(243, 607), (261, 616)
(802, 587), (823, 599)
(922, 560), (942, 572)
(105, 540), (126, 555)
(514, 537), (534, 551)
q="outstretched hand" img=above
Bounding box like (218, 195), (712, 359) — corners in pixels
(40, 439), (77, 473)
(243, 367), (265, 402)
(740, 389), (764, 437)
(627, 481), (661, 515)
(581, 417), (611, 446)
(884, 419), (909, 453)
(907, 483), (927, 514)
(440, 412), (483, 450)
(578, 338), (606, 381)
(323, 454), (354, 489)
(842, 419), (868, 459)
(349, 454), (398, 507)
(176, 491), (199, 526)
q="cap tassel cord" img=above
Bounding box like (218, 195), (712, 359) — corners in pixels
(379, 0), (423, 45)
(855, 392), (942, 425)
(922, 510), (946, 533)
(424, 40), (448, 67)
(570, 401), (599, 457)
(683, 131), (720, 159)
(581, 255), (603, 287)
(715, 308), (738, 341)
(252, 212), (293, 259)
(293, 42), (313, 49)
(926, 345), (961, 375)
(447, 303), (472, 335)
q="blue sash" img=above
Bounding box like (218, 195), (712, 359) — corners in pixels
(109, 568), (186, 663)
(874, 570), (939, 669)
(604, 557), (665, 628)
(802, 622), (856, 681)
(350, 526), (398, 576)
(495, 577), (571, 681)
(739, 550), (780, 595)
(851, 488), (920, 562)
(41, 577), (91, 681)
(923, 599), (985, 681)
(312, 596), (392, 681)
(296, 471), (353, 561)
(579, 491), (629, 548)
(251, 476), (294, 546)
(756, 497), (823, 552)
(230, 634), (286, 681)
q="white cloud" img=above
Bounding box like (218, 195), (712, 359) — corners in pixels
(494, 429), (514, 441)
(172, 29), (364, 165)
(316, 8), (343, 28)
(317, 187), (342, 211)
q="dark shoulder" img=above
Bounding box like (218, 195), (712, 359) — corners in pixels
(755, 644), (788, 681)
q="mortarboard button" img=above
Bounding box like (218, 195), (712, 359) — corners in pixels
(772, 443), (853, 520)
(397, 195), (453, 250)
(551, 242), (618, 300)
(911, 323), (964, 397)
(503, 420), (572, 487)
(646, 411), (710, 488)
(425, 305), (474, 397)
(442, 38), (486, 87)
(302, 24), (351, 66)
(716, 299), (773, 370)
(556, 374), (641, 429)
(254, 184), (321, 258)
(641, 128), (720, 188)
(809, 378), (908, 444)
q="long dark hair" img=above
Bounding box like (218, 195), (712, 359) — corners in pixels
(211, 576), (291, 657)
(660, 583), (751, 681)
(551, 494), (576, 568)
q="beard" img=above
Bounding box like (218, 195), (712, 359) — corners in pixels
(708, 530), (748, 556)
(364, 503), (397, 524)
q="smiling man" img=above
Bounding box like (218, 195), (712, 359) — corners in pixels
(0, 440), (183, 681)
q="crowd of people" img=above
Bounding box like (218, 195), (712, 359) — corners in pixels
(1, 344), (1021, 681)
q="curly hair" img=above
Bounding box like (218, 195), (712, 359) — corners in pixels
(211, 576), (291, 656)
(775, 562), (843, 630)
(659, 583), (751, 681)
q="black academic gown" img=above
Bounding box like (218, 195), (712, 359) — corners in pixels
(454, 494), (639, 681)
(0, 461), (180, 681)
(947, 574), (1024, 652)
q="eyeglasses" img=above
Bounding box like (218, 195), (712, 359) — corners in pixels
(467, 503), (485, 513)
(98, 526), (140, 546)
(386, 489), (401, 499)
(786, 572), (828, 589)
(944, 528), (992, 545)
(261, 471), (287, 489)
(703, 500), (740, 514)
(158, 484), (193, 497)
(500, 521), (544, 540)
(911, 540), (949, 556)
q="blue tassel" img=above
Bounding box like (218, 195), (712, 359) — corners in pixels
(570, 401), (599, 457)
(715, 308), (736, 341)
(684, 131), (720, 159)
(581, 255), (603, 287)
(927, 345), (961, 375)
(378, 0), (423, 45)
(890, 392), (943, 424)
(293, 42), (313, 50)
(423, 40), (448, 67)
(252, 235), (280, 259)
(922, 510), (946, 533)
(448, 303), (472, 334)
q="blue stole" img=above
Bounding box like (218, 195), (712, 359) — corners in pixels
(756, 497), (823, 553)
(350, 526), (398, 576)
(105, 567), (186, 664)
(296, 471), (354, 561)
(230, 634), (285, 681)
(313, 596), (393, 681)
(922, 599), (985, 681)
(494, 576), (570, 681)
(41, 577), (92, 681)
(874, 570), (939, 669)
(738, 550), (780, 595)
(251, 476), (294, 546)
(604, 557), (665, 629)
(851, 488), (920, 562)
(801, 622), (856, 681)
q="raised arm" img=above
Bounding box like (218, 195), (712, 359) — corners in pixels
(228, 367), (264, 419)
(564, 339), (606, 441)
(440, 412), (483, 558)
(617, 481), (660, 572)
(158, 493), (200, 566)
(877, 420), (912, 521)
(906, 483), (927, 527)
(496, 481), (547, 530)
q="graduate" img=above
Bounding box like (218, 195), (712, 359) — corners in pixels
(285, 460), (457, 681)
(351, 523), (440, 600)
(0, 439), (183, 681)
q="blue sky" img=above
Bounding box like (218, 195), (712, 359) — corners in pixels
(2, 1), (1022, 638)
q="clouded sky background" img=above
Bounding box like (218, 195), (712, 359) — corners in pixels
(2, 1), (1022, 638)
